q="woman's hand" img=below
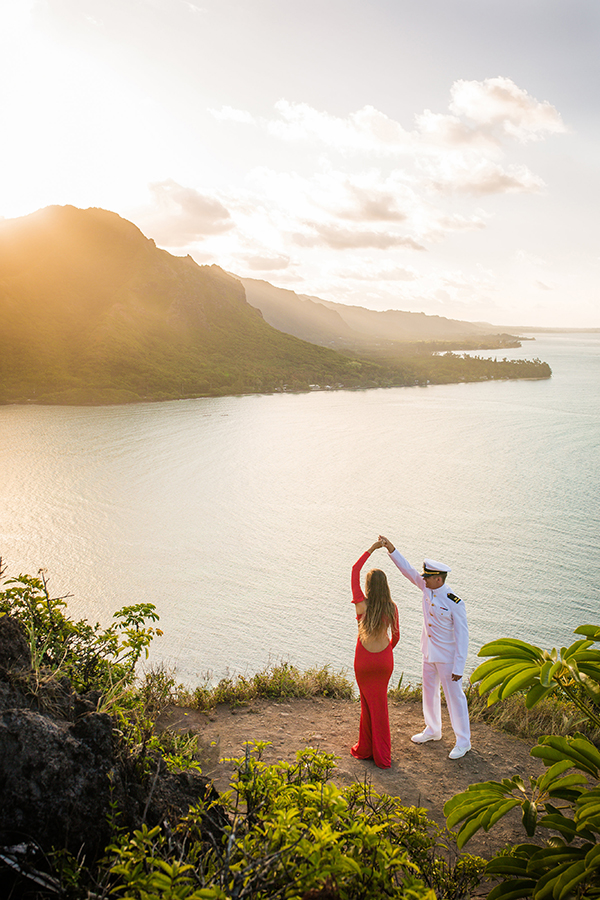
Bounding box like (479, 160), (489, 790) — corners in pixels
(368, 539), (383, 554)
(378, 535), (395, 553)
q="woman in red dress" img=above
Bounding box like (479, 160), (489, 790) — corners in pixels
(351, 540), (400, 769)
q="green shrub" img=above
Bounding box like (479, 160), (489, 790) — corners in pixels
(446, 625), (600, 900)
(105, 743), (484, 899)
(0, 570), (161, 693)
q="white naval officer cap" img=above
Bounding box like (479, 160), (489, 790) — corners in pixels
(422, 558), (451, 577)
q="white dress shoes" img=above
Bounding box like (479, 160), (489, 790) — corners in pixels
(411, 731), (442, 743)
(449, 744), (471, 759)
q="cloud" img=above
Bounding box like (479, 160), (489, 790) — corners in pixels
(536, 280), (553, 290)
(141, 179), (234, 245)
(422, 156), (546, 195)
(449, 77), (567, 143)
(337, 183), (407, 222)
(337, 263), (418, 282)
(244, 254), (291, 271)
(433, 212), (486, 232)
(237, 77), (565, 162)
(515, 249), (548, 266)
(208, 105), (257, 125)
(214, 78), (564, 206)
(267, 100), (411, 152)
(293, 223), (425, 251)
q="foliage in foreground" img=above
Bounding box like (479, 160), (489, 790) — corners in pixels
(103, 742), (484, 900)
(0, 569), (162, 693)
(446, 625), (600, 900)
(0, 567), (486, 898)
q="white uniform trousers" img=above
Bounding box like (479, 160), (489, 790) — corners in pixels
(422, 660), (471, 747)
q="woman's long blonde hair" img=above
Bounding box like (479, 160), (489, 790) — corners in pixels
(359, 568), (396, 640)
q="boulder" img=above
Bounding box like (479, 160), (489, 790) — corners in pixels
(0, 615), (226, 865)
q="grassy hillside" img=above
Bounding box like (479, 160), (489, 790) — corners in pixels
(240, 277), (521, 354)
(0, 206), (396, 403)
(0, 206), (550, 405)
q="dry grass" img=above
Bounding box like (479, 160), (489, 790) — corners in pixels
(465, 682), (600, 744)
(180, 662), (355, 712)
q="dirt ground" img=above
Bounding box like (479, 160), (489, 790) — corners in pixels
(156, 696), (545, 861)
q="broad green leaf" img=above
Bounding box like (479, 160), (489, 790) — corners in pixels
(571, 650), (600, 662)
(577, 671), (600, 704)
(562, 639), (594, 660)
(547, 774), (588, 796)
(525, 682), (556, 709)
(554, 858), (588, 900)
(529, 861), (572, 900)
(584, 844), (600, 868)
(532, 736), (600, 777)
(573, 625), (600, 640)
(522, 800), (538, 837)
(445, 794), (504, 828)
(499, 667), (539, 700)
(485, 857), (530, 876)
(478, 638), (544, 659)
(537, 814), (577, 841)
(539, 659), (554, 685)
(456, 808), (491, 848)
(536, 759), (574, 792)
(443, 783), (506, 816)
(481, 798), (521, 831)
(487, 879), (537, 900)
(570, 736), (600, 774)
(479, 662), (537, 695)
(471, 656), (519, 681)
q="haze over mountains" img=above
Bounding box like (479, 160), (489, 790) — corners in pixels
(241, 278), (496, 351)
(0, 206), (547, 405)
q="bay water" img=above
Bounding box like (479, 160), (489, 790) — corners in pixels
(0, 333), (598, 687)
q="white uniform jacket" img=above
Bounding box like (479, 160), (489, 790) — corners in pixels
(389, 549), (469, 676)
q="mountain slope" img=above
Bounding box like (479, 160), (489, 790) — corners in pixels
(0, 206), (550, 405)
(241, 278), (497, 349)
(0, 206), (392, 403)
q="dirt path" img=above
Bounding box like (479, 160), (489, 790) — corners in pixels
(156, 696), (544, 860)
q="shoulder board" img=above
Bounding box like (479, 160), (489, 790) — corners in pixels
(447, 592), (462, 604)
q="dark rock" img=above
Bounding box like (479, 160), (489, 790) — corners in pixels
(0, 615), (227, 867)
(0, 617), (31, 672)
(0, 707), (116, 856)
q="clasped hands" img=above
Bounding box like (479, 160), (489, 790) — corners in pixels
(367, 536), (395, 553)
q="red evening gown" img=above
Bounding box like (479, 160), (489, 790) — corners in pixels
(350, 551), (399, 769)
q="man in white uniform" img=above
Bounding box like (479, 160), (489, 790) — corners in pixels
(379, 535), (471, 759)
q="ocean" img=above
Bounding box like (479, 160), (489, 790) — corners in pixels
(1, 332), (598, 686)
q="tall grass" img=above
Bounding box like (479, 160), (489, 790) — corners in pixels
(465, 681), (600, 743)
(138, 662), (600, 745)
(177, 662), (356, 712)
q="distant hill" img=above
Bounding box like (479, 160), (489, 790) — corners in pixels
(0, 206), (402, 404)
(0, 206), (550, 405)
(241, 278), (506, 352)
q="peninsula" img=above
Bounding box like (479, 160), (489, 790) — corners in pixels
(0, 206), (550, 405)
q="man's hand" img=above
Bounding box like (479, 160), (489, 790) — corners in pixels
(451, 673), (462, 682)
(378, 535), (395, 553)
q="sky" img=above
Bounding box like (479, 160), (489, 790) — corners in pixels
(2, 0), (599, 328)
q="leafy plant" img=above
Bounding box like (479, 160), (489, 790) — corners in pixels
(0, 570), (162, 692)
(105, 743), (482, 899)
(445, 624), (600, 900)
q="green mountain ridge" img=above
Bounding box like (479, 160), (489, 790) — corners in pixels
(0, 205), (550, 405)
(241, 277), (499, 349)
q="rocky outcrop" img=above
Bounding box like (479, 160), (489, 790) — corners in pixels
(0, 615), (225, 870)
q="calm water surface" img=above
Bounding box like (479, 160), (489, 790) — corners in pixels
(1, 333), (599, 686)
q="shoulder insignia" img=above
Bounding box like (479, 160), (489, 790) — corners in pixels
(447, 592), (462, 604)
